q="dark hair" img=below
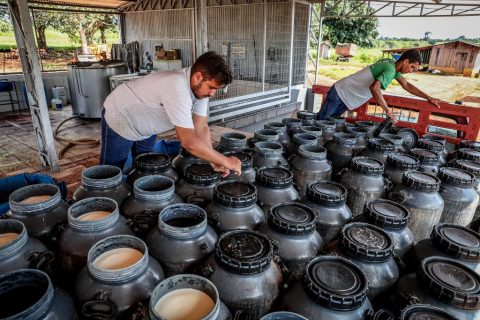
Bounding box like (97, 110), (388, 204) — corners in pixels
(191, 51), (233, 86)
(398, 49), (422, 64)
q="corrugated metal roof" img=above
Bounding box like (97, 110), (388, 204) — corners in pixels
(29, 0), (136, 9)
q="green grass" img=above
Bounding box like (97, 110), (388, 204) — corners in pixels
(0, 28), (120, 49)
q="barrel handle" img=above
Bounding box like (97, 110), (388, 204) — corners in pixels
(207, 211), (221, 230)
(383, 178), (393, 191)
(194, 264), (214, 278)
(28, 250), (55, 271)
(389, 191), (407, 204)
(366, 309), (395, 320)
(199, 241), (210, 253)
(398, 292), (420, 305)
(81, 291), (118, 319)
(233, 310), (253, 320)
(393, 253), (406, 272)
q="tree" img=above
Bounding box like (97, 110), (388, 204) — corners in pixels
(424, 31), (432, 42)
(31, 10), (65, 50)
(0, 7), (12, 33)
(315, 2), (379, 48)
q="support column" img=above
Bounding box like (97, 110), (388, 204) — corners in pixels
(194, 0), (208, 58)
(7, 0), (59, 171)
(314, 1), (325, 85)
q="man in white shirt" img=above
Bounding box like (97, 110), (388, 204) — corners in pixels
(100, 51), (242, 176)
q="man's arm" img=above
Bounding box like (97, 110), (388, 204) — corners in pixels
(193, 114), (213, 149)
(396, 77), (441, 108)
(175, 126), (241, 175)
(369, 80), (398, 123)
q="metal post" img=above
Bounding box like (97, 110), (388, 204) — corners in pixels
(262, 0), (267, 92)
(195, 0), (208, 58)
(288, 0), (296, 94)
(314, 1), (325, 85)
(305, 2), (312, 85)
(7, 0), (59, 171)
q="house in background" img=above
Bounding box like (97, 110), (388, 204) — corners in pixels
(383, 40), (480, 77)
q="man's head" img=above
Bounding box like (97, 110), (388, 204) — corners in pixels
(396, 49), (422, 74)
(190, 51), (233, 99)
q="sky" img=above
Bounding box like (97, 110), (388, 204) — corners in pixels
(377, 16), (480, 39)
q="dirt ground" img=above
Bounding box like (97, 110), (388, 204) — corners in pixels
(314, 65), (480, 106)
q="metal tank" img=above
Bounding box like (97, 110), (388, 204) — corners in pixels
(67, 61), (128, 119)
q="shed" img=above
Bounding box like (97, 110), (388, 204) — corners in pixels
(382, 40), (480, 77)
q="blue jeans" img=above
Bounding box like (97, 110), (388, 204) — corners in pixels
(100, 113), (157, 170)
(317, 85), (348, 120)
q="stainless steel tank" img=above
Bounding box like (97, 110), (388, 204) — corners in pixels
(67, 61), (127, 118)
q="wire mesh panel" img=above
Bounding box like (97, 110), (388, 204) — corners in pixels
(123, 10), (195, 67)
(292, 2), (309, 85)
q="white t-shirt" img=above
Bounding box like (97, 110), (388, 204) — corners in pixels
(104, 67), (208, 141)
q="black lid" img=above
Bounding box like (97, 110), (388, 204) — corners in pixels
(268, 202), (316, 236)
(256, 167), (293, 188)
(431, 224), (480, 262)
(215, 230), (274, 275)
(438, 167), (476, 187)
(350, 157), (384, 175)
(400, 304), (460, 320)
(340, 223), (394, 262)
(302, 256), (368, 311)
(135, 153), (171, 172)
(346, 126), (368, 137)
(222, 151), (253, 170)
(386, 152), (419, 169)
(459, 140), (480, 151)
(418, 256), (480, 309)
(184, 163), (220, 186)
(452, 159), (480, 177)
(297, 110), (317, 120)
(458, 148), (480, 162)
(306, 181), (347, 206)
(379, 133), (403, 146)
(367, 138), (395, 152)
(213, 181), (257, 208)
(292, 133), (318, 146)
(364, 199), (410, 229)
(396, 128), (419, 150)
(373, 118), (394, 137)
(423, 134), (447, 146)
(417, 138), (445, 152)
(402, 171), (441, 192)
(409, 148), (440, 164)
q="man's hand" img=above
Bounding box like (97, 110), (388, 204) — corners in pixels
(427, 96), (441, 108)
(210, 163), (230, 178)
(385, 107), (398, 124)
(210, 156), (242, 177)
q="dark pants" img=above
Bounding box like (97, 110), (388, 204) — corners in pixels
(317, 85), (348, 120)
(100, 113), (156, 170)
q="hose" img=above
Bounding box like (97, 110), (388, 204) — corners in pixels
(54, 116), (99, 159)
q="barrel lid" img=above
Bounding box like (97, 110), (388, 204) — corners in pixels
(458, 148), (480, 162)
(302, 256), (368, 311)
(402, 171), (441, 192)
(350, 157), (384, 174)
(215, 230), (274, 275)
(256, 167), (293, 188)
(364, 199), (410, 229)
(214, 181), (257, 208)
(459, 140), (480, 151)
(431, 224), (480, 262)
(396, 128), (419, 150)
(340, 223), (394, 262)
(333, 132), (357, 145)
(346, 126), (368, 137)
(409, 148), (440, 164)
(379, 133), (404, 146)
(297, 110), (316, 120)
(222, 151), (252, 170)
(184, 163), (220, 186)
(452, 159), (480, 177)
(423, 134), (447, 146)
(367, 138), (395, 152)
(292, 133), (317, 146)
(386, 152), (419, 169)
(373, 118), (394, 137)
(306, 181), (347, 206)
(438, 167), (476, 187)
(419, 256), (480, 309)
(400, 304), (460, 320)
(417, 138), (445, 152)
(135, 153), (171, 172)
(268, 202), (316, 236)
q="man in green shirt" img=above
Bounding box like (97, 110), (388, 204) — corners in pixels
(318, 49), (441, 123)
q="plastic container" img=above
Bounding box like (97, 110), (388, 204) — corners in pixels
(252, 141), (289, 169)
(384, 152), (419, 186)
(255, 167), (299, 213)
(221, 151), (256, 183)
(360, 138), (395, 165)
(324, 132), (358, 174)
(127, 153), (178, 186)
(409, 148), (441, 176)
(175, 163), (220, 208)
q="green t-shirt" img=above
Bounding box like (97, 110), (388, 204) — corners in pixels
(369, 59), (403, 90)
